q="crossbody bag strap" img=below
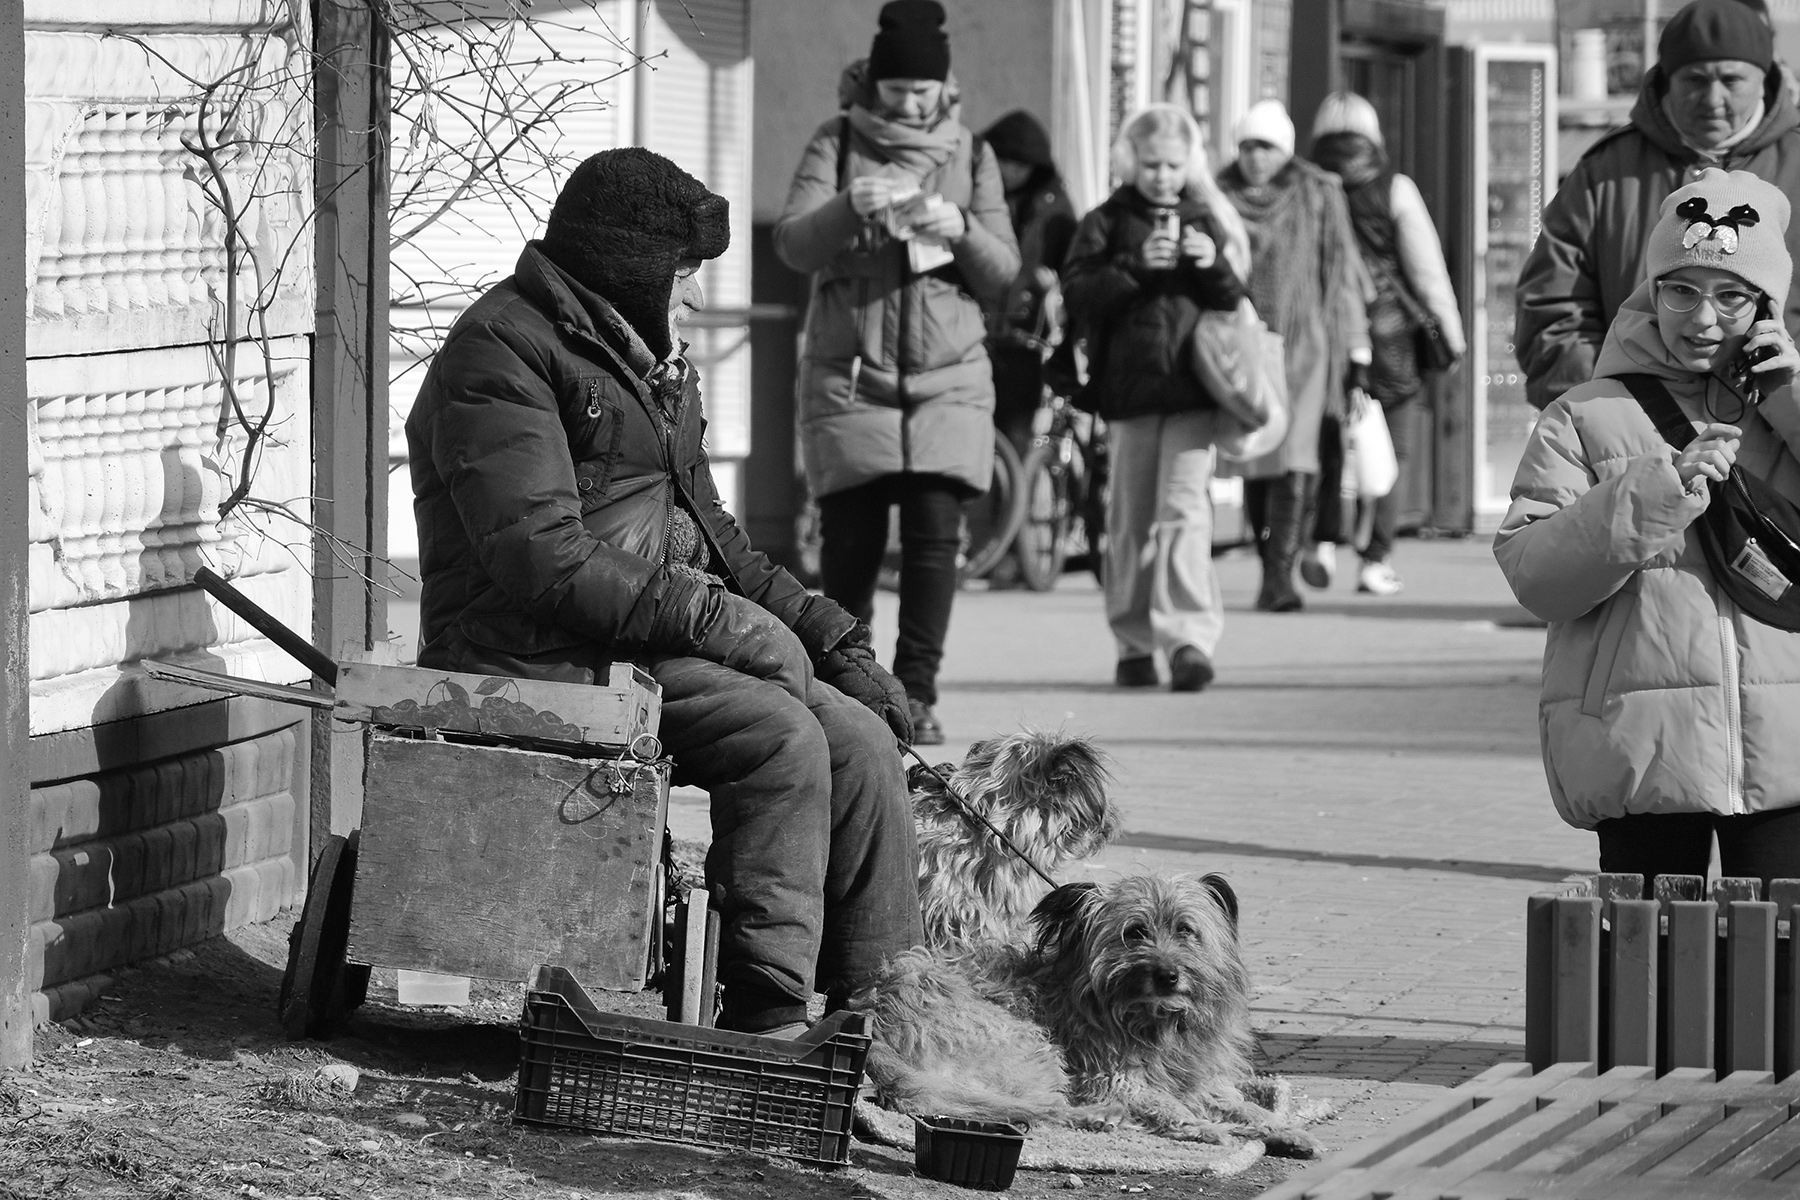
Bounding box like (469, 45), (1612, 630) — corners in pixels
(1612, 373), (1699, 452)
(1363, 248), (1433, 330)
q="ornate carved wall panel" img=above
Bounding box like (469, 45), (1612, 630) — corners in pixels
(26, 340), (313, 735)
(24, 4), (312, 357)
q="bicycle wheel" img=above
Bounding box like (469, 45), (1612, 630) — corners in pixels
(1016, 439), (1075, 591)
(1081, 420), (1110, 585)
(960, 432), (1028, 582)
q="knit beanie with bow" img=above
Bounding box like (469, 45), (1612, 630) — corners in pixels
(1644, 167), (1791, 303)
(541, 147), (729, 360)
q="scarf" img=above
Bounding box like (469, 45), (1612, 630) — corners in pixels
(1217, 158), (1350, 338)
(838, 58), (964, 180)
(1313, 133), (1400, 274)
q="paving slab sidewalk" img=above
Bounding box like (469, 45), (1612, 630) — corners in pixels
(671, 536), (1594, 1167)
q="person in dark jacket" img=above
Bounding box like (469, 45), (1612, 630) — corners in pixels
(982, 109), (1079, 461)
(1062, 103), (1248, 691)
(1516, 0), (1800, 410)
(1310, 93), (1465, 597)
(774, 0), (1021, 745)
(406, 148), (924, 1037)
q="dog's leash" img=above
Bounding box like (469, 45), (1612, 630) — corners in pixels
(902, 744), (1058, 889)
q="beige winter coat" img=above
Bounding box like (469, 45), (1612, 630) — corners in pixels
(1494, 284), (1800, 829)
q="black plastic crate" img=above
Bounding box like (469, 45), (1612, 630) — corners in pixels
(914, 1115), (1026, 1189)
(513, 966), (869, 1166)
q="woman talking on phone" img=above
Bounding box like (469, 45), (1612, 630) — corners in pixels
(774, 0), (1019, 745)
(1495, 170), (1800, 891)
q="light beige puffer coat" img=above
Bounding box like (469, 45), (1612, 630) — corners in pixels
(1494, 284), (1800, 829)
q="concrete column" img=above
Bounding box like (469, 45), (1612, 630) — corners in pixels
(2, 3), (32, 1068)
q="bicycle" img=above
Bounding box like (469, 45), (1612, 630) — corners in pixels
(1009, 331), (1109, 592)
(959, 428), (1029, 583)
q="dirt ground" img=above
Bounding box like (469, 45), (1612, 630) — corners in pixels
(0, 915), (1302, 1200)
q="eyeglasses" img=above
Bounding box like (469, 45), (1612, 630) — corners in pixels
(1656, 280), (1760, 319)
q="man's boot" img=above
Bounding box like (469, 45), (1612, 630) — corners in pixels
(1255, 472), (1308, 613)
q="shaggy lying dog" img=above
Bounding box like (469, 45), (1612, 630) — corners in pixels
(855, 875), (1324, 1157)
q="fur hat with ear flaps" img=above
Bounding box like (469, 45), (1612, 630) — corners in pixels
(541, 147), (729, 360)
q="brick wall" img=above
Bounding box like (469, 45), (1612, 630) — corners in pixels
(24, 720), (304, 1023)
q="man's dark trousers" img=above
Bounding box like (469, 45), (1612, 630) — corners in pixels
(649, 655), (923, 1025)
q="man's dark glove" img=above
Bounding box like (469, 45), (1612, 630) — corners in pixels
(816, 622), (912, 743)
(790, 593), (860, 662)
(648, 575), (811, 700)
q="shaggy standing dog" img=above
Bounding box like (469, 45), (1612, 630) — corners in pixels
(855, 875), (1323, 1157)
(910, 732), (1119, 948)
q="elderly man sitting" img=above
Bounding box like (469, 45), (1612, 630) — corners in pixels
(1515, 0), (1800, 410)
(405, 147), (924, 1036)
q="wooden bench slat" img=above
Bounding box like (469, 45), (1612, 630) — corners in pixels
(1566, 1102), (1725, 1180)
(1727, 904), (1779, 1075)
(1373, 1094), (1543, 1173)
(1709, 1109), (1800, 1179)
(1429, 1098), (1607, 1177)
(1668, 902), (1720, 1070)
(1641, 1104), (1790, 1178)
(1611, 900), (1660, 1070)
(1510, 1101), (1663, 1175)
(1553, 898), (1603, 1065)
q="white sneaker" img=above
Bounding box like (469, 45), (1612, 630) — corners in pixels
(1358, 560), (1404, 596)
(1299, 542), (1337, 590)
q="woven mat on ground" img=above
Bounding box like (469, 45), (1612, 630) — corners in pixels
(853, 1083), (1333, 1177)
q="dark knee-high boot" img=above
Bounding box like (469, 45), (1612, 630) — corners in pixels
(1256, 472), (1309, 613)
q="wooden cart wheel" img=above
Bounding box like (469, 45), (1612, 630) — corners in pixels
(279, 830), (362, 1039)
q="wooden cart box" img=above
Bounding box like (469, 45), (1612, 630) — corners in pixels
(1258, 1061), (1800, 1199)
(346, 736), (670, 991)
(335, 661), (661, 752)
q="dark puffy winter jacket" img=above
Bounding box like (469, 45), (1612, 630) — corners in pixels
(406, 243), (812, 682)
(1060, 185), (1245, 422)
(1515, 65), (1800, 410)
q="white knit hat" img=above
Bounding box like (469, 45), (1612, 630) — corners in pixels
(1645, 167), (1791, 304)
(1234, 100), (1295, 157)
(1311, 92), (1383, 147)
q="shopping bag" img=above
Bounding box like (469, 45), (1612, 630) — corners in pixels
(1345, 389), (1398, 498)
(1194, 300), (1289, 463)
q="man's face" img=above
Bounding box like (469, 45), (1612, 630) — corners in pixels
(669, 261), (705, 322)
(667, 260), (704, 352)
(1665, 59), (1765, 149)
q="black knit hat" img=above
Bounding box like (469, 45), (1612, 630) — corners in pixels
(869, 0), (950, 82)
(541, 147), (729, 359)
(981, 110), (1054, 168)
(1658, 0), (1773, 77)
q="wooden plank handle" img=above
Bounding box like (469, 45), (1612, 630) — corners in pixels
(193, 566), (337, 685)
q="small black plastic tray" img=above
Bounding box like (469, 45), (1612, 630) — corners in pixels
(914, 1114), (1026, 1190)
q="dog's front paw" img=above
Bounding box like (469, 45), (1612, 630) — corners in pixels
(1067, 1101), (1129, 1132)
(1163, 1119), (1239, 1146)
